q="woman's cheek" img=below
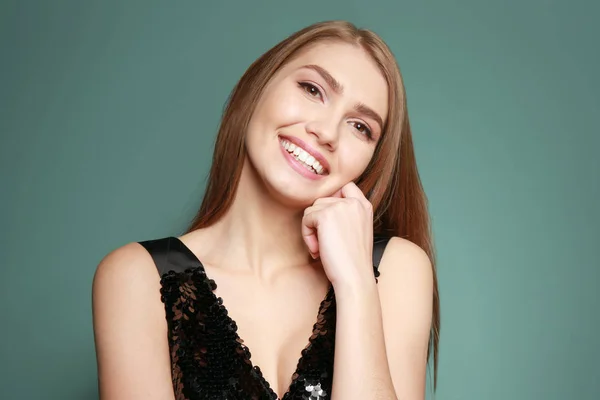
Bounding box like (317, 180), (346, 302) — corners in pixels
(340, 148), (373, 181)
(273, 91), (305, 120)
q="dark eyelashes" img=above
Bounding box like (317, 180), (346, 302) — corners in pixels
(351, 122), (373, 140)
(297, 81), (375, 141)
(298, 81), (322, 98)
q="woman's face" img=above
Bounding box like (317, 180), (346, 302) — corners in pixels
(245, 41), (389, 207)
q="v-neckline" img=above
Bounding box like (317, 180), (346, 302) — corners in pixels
(171, 236), (334, 400)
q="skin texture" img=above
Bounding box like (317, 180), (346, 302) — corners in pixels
(92, 42), (433, 400)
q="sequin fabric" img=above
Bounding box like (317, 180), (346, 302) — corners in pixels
(159, 266), (337, 400)
(141, 236), (387, 400)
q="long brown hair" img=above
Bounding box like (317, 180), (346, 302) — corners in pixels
(186, 20), (440, 389)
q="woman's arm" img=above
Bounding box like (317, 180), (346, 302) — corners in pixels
(92, 243), (175, 400)
(331, 237), (433, 400)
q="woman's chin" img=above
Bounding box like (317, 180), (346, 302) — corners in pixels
(263, 182), (322, 209)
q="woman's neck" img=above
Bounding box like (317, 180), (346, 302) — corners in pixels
(187, 161), (314, 277)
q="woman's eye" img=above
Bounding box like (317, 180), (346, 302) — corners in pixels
(351, 121), (372, 138)
(299, 82), (322, 99)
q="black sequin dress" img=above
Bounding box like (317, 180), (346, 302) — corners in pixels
(138, 236), (391, 400)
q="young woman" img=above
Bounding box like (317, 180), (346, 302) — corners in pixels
(92, 20), (440, 400)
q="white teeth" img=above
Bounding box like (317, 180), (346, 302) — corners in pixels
(312, 159), (322, 172)
(279, 139), (326, 175)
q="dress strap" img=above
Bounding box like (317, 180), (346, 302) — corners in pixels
(138, 236), (201, 277)
(373, 235), (392, 268)
(372, 236), (392, 282)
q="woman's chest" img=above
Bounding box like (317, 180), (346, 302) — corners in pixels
(161, 264), (335, 399)
(207, 269), (331, 395)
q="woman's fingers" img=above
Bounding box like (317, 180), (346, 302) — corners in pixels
(301, 209), (320, 258)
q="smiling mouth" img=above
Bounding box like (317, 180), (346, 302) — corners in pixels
(279, 138), (327, 175)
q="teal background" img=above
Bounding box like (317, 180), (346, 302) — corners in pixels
(1, 0), (598, 399)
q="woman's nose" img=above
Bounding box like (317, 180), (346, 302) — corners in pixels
(305, 118), (339, 151)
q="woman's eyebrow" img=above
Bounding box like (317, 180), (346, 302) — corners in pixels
(355, 103), (384, 131)
(301, 64), (344, 95)
(300, 64), (384, 130)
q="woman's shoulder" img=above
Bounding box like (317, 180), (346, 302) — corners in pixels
(92, 239), (167, 337)
(377, 235), (430, 267)
(94, 240), (161, 285)
(92, 239), (168, 314)
(92, 240), (175, 399)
